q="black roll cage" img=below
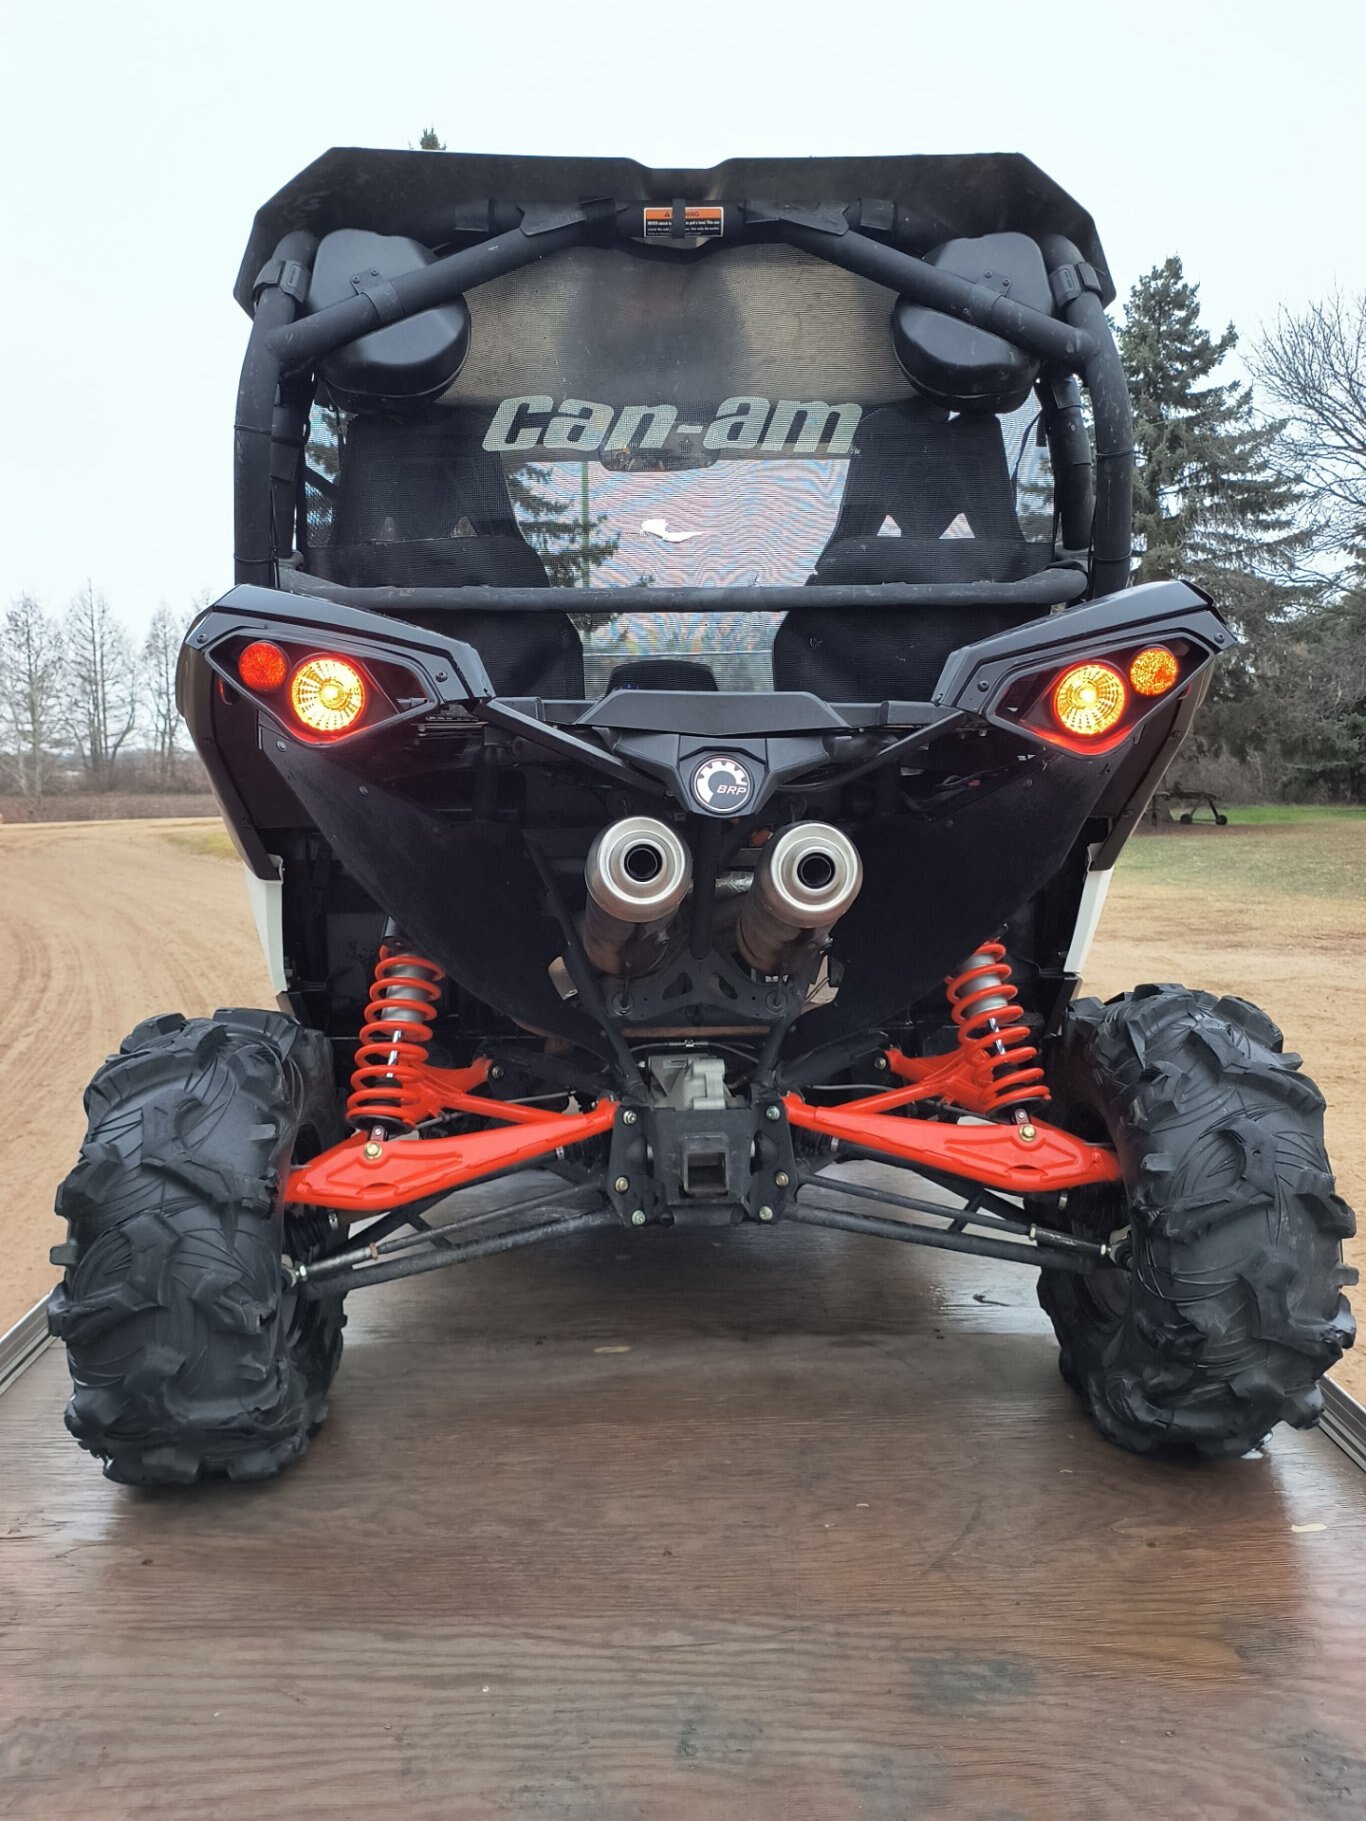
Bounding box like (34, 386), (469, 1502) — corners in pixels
(234, 198), (1134, 611)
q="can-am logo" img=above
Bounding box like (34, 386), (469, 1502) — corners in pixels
(691, 755), (755, 815)
(483, 395), (861, 457)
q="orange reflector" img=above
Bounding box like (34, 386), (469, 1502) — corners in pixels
(290, 655), (367, 734)
(237, 640), (288, 692)
(1051, 662), (1127, 739)
(1129, 645), (1180, 696)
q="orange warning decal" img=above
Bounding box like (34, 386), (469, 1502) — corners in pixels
(643, 205), (725, 240)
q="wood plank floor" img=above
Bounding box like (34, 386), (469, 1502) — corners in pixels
(4, 1166), (1366, 1821)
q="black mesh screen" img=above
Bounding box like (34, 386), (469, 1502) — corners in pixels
(808, 401), (1052, 587)
(300, 408), (551, 591)
(299, 407), (584, 695)
(774, 400), (1054, 699)
(296, 393), (1061, 704)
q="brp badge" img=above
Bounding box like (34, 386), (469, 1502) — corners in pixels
(690, 754), (755, 815)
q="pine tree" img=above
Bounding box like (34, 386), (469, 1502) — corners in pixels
(1119, 256), (1305, 615)
(506, 462), (620, 628)
(416, 127), (446, 151)
(1119, 255), (1320, 791)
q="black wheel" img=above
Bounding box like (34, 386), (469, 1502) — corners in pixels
(1178, 811), (1194, 824)
(1215, 813), (1229, 826)
(48, 1009), (347, 1485)
(1036, 985), (1356, 1457)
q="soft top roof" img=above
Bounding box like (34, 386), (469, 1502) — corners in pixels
(235, 149), (1112, 312)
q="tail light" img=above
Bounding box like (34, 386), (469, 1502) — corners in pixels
(209, 629), (438, 744)
(289, 655), (368, 734)
(1051, 662), (1127, 739)
(1128, 645), (1180, 696)
(986, 634), (1201, 756)
(237, 640), (289, 692)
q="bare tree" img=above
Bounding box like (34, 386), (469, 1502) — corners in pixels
(62, 585), (140, 789)
(1253, 293), (1366, 559)
(0, 595), (65, 800)
(141, 604), (185, 784)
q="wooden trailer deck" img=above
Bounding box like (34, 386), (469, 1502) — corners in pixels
(4, 1165), (1366, 1821)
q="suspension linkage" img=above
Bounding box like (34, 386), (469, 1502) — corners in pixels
(785, 1200), (1102, 1275)
(291, 1201), (614, 1298)
(794, 1171), (1107, 1258)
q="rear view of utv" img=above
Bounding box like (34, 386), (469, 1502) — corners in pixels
(49, 150), (1356, 1484)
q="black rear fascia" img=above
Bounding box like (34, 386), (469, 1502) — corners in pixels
(178, 577), (1233, 1055)
(183, 584), (495, 705)
(181, 579), (1232, 862)
(931, 578), (1230, 714)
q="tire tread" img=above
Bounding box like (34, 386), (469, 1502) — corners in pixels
(1038, 984), (1356, 1456)
(49, 1010), (344, 1485)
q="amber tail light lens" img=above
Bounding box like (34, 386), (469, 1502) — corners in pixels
(1051, 662), (1128, 739)
(289, 655), (367, 734)
(1128, 645), (1180, 696)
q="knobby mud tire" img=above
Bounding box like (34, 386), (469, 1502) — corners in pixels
(48, 1009), (346, 1485)
(1037, 984), (1356, 1457)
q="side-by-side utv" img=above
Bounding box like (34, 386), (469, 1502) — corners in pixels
(49, 150), (1355, 1483)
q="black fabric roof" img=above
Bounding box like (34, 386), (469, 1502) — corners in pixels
(235, 149), (1112, 312)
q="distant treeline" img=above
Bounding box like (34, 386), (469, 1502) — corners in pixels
(0, 591), (208, 802)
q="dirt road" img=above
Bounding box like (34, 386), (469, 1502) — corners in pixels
(3, 817), (1363, 1401)
(0, 821), (272, 1324)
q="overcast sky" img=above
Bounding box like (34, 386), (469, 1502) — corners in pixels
(4, 0), (1364, 633)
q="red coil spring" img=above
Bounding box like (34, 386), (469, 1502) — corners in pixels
(347, 946), (446, 1130)
(945, 942), (1049, 1112)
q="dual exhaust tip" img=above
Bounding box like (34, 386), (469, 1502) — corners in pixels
(584, 816), (862, 977)
(736, 822), (862, 975)
(582, 818), (693, 977)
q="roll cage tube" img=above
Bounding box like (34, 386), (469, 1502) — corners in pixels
(771, 220), (1133, 596)
(272, 568), (1089, 618)
(235, 230), (316, 587)
(1040, 234), (1135, 597)
(234, 200), (1134, 594)
(1040, 374), (1095, 557)
(264, 213), (592, 375)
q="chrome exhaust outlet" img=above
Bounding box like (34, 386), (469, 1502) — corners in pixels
(736, 823), (863, 975)
(582, 816), (693, 975)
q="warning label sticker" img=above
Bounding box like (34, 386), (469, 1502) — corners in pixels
(642, 205), (725, 240)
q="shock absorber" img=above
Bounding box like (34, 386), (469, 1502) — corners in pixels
(944, 942), (1049, 1115)
(347, 937), (446, 1137)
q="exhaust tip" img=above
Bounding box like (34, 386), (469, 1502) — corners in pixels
(587, 816), (692, 924)
(735, 822), (863, 975)
(763, 823), (862, 923)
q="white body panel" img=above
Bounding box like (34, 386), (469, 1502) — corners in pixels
(243, 860), (288, 994)
(1063, 864), (1114, 978)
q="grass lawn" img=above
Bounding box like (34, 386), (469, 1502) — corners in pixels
(1120, 809), (1366, 898)
(163, 808), (1366, 899)
(160, 826), (236, 861)
(1220, 804), (1366, 826)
